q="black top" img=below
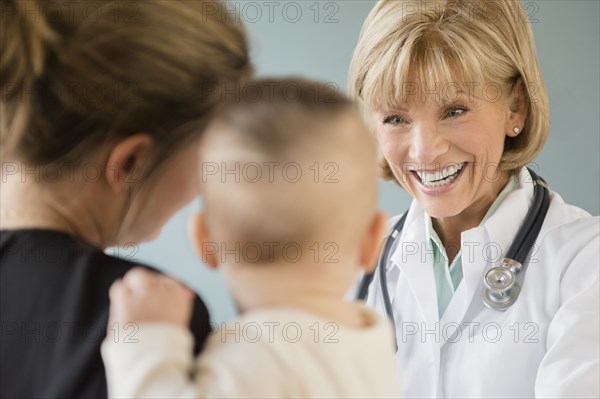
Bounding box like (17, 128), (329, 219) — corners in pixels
(0, 229), (212, 399)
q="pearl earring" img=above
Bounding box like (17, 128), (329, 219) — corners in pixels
(513, 127), (521, 134)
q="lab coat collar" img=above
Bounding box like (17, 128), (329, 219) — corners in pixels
(479, 167), (535, 270)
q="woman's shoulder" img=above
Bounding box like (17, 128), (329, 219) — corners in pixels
(0, 228), (137, 281)
(538, 194), (599, 277)
(544, 190), (598, 242)
(0, 229), (212, 352)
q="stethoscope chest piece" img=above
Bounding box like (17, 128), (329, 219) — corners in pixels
(482, 258), (522, 311)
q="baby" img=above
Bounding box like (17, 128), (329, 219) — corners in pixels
(101, 79), (401, 398)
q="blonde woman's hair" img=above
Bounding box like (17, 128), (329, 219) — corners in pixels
(1, 0), (252, 172)
(348, 0), (550, 181)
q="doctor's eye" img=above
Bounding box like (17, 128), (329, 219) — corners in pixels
(382, 115), (406, 126)
(444, 105), (469, 119)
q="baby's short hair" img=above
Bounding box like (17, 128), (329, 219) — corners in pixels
(200, 78), (378, 264)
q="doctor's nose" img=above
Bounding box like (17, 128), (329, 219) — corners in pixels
(408, 124), (449, 166)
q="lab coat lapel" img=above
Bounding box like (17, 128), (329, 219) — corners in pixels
(389, 203), (440, 326)
(389, 203), (442, 384)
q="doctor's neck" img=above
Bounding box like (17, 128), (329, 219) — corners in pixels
(431, 170), (512, 261)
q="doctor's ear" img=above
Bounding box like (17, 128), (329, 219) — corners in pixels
(188, 213), (219, 269)
(359, 212), (388, 274)
(506, 78), (528, 138)
(104, 134), (154, 193)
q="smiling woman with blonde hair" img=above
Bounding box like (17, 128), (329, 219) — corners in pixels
(349, 0), (599, 397)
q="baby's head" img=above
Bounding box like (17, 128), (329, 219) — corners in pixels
(189, 78), (386, 307)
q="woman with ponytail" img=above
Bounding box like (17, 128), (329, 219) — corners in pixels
(0, 1), (251, 397)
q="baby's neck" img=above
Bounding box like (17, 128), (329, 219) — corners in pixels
(244, 293), (367, 328)
(223, 260), (367, 328)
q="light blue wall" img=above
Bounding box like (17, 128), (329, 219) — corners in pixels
(129, 1), (600, 323)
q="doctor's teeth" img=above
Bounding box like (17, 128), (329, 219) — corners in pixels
(416, 163), (465, 187)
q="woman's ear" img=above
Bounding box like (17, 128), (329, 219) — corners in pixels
(188, 213), (219, 269)
(506, 78), (529, 138)
(359, 212), (388, 274)
(104, 134), (154, 193)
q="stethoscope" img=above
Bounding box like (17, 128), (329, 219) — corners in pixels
(356, 168), (551, 349)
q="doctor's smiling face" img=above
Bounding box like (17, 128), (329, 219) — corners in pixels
(348, 0), (550, 229)
(374, 82), (527, 220)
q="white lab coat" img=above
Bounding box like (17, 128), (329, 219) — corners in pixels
(365, 167), (599, 398)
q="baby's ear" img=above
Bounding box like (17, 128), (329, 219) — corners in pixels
(359, 212), (388, 274)
(188, 213), (219, 269)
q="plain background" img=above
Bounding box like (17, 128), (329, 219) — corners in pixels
(115, 0), (600, 323)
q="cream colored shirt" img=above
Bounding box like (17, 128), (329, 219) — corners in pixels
(101, 304), (401, 398)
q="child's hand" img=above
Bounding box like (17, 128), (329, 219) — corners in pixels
(108, 267), (195, 328)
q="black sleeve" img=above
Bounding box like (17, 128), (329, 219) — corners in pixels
(189, 294), (213, 355)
